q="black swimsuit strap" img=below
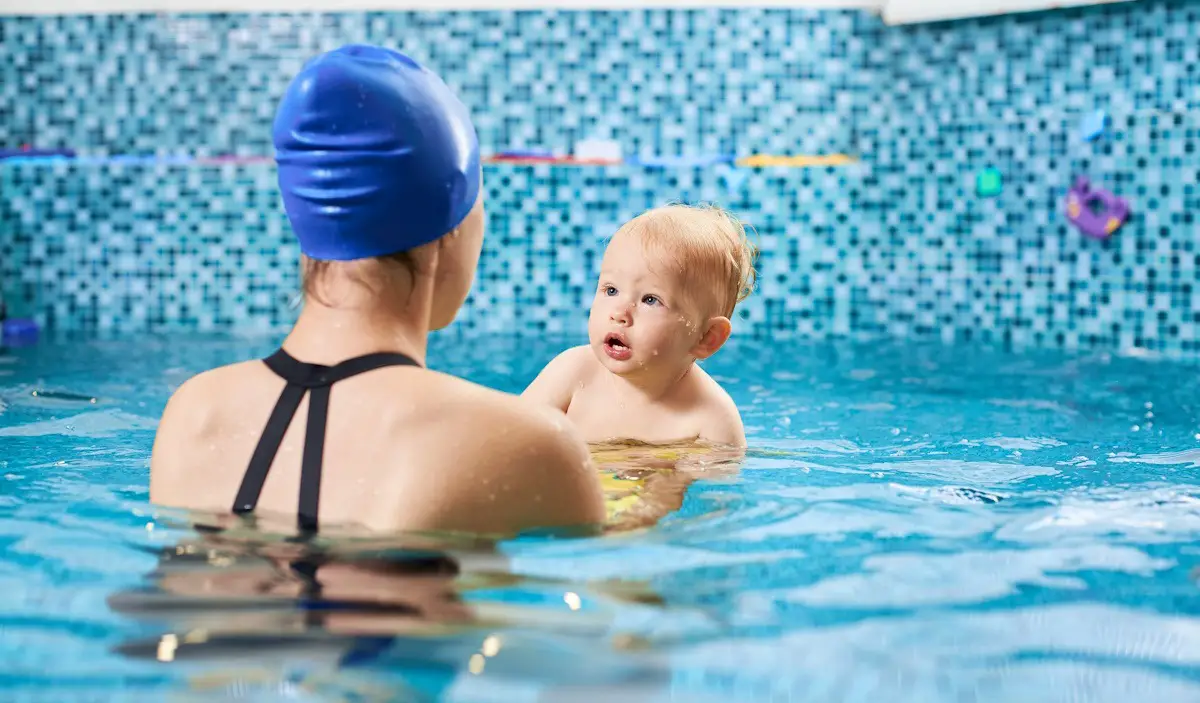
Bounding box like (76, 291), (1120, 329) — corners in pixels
(232, 348), (421, 532)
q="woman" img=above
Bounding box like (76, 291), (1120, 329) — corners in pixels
(150, 44), (605, 536)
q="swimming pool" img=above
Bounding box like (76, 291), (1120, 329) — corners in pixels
(2, 332), (1198, 701)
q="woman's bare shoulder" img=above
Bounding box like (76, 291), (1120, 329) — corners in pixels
(409, 368), (578, 440)
(150, 360), (274, 505)
(159, 361), (267, 427)
(152, 362), (605, 534)
(387, 371), (607, 534)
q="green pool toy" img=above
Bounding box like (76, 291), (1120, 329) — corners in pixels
(976, 168), (1002, 197)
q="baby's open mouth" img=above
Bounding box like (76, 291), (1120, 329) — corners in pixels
(603, 333), (633, 360)
(604, 333), (629, 350)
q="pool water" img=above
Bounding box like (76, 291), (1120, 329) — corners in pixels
(1, 332), (1199, 702)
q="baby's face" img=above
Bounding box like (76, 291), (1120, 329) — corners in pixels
(588, 234), (708, 378)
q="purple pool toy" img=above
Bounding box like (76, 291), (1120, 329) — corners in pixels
(1066, 176), (1130, 239)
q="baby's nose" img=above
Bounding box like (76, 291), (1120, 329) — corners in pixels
(610, 304), (631, 324)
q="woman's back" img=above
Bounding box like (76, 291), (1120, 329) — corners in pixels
(151, 355), (605, 534)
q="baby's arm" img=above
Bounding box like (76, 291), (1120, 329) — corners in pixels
(521, 345), (591, 413)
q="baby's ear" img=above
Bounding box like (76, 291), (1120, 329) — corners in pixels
(692, 316), (732, 359)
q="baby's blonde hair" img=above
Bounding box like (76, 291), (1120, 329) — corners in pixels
(613, 203), (758, 317)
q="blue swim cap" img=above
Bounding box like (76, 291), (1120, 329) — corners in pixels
(273, 44), (481, 261)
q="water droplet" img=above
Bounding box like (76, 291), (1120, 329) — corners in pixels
(156, 634), (178, 663)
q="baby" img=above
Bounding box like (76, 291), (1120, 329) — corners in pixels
(523, 203), (757, 446)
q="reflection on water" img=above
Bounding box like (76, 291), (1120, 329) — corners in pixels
(107, 514), (677, 701)
(104, 440), (744, 699)
(3, 334), (1200, 701)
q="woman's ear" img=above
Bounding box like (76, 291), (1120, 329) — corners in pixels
(692, 316), (732, 360)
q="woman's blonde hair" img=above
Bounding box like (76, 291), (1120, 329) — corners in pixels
(301, 252), (419, 306)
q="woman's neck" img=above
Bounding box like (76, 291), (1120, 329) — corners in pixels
(281, 292), (432, 367)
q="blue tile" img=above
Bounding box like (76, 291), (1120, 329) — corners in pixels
(1, 2), (1199, 354)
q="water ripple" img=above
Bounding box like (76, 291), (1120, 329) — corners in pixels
(2, 334), (1199, 701)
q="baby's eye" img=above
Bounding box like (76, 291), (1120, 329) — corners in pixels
(641, 295), (661, 306)
(603, 285), (618, 296)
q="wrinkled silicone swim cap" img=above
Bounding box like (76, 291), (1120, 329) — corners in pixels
(273, 44), (481, 261)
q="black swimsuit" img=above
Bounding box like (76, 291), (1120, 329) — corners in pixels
(231, 347), (421, 532)
(114, 349), (460, 668)
(228, 348), (460, 629)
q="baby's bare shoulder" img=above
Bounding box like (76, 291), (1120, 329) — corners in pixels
(521, 345), (601, 408)
(551, 345), (598, 376)
(686, 365), (745, 446)
(686, 364), (735, 402)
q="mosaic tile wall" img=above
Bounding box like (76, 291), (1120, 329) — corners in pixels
(0, 10), (863, 159)
(2, 1), (1199, 353)
(854, 0), (1200, 353)
(0, 160), (861, 337)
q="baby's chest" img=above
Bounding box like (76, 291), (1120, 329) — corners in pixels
(566, 387), (699, 443)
